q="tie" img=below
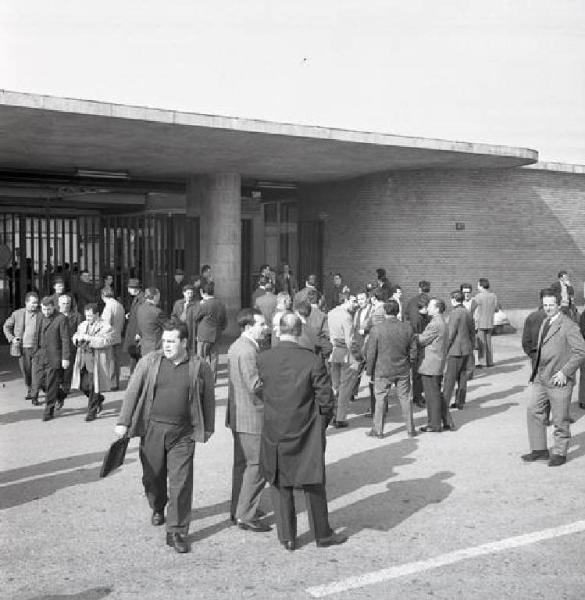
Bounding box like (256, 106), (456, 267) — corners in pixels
(530, 318), (551, 382)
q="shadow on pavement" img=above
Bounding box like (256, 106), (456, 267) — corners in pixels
(26, 587), (113, 600)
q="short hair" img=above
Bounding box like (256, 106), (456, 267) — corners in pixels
(451, 290), (464, 303)
(373, 288), (386, 302)
(276, 292), (292, 309)
(338, 291), (351, 303)
(541, 288), (560, 304)
(264, 281), (274, 292)
(430, 297), (446, 314)
(460, 283), (473, 292)
(40, 296), (55, 307)
(295, 300), (312, 318)
(182, 283), (194, 293)
(376, 268), (386, 279)
(53, 277), (65, 286)
(144, 287), (159, 301)
(25, 291), (39, 303)
(385, 299), (400, 316)
(279, 311), (302, 337)
(306, 289), (319, 304)
(201, 281), (215, 295)
(307, 273), (318, 284)
(257, 275), (268, 286)
(201, 264), (211, 274)
(58, 293), (72, 303)
(393, 285), (402, 292)
(538, 287), (550, 300)
(478, 278), (490, 289)
(162, 319), (189, 340)
(417, 297), (429, 310)
(237, 307), (263, 330)
(260, 264), (270, 272)
(333, 272), (342, 279)
(84, 303), (100, 315)
(558, 270), (568, 279)
(418, 280), (431, 293)
(101, 288), (115, 299)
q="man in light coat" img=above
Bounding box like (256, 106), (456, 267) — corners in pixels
(522, 290), (585, 467)
(417, 298), (452, 432)
(226, 308), (270, 532)
(475, 277), (498, 367)
(101, 289), (125, 389)
(71, 303), (114, 421)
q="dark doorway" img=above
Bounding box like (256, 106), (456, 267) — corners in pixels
(241, 218), (253, 308)
(297, 220), (324, 289)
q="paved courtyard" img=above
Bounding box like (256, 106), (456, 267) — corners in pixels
(1, 333), (584, 599)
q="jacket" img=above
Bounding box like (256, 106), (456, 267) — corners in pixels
(447, 305), (475, 357)
(101, 298), (125, 345)
(366, 316), (416, 379)
(522, 308), (547, 368)
(475, 289), (498, 330)
(135, 302), (165, 355)
(3, 308), (27, 343)
(117, 350), (215, 442)
(32, 312), (71, 368)
(226, 335), (263, 434)
(417, 314), (448, 376)
(192, 297), (227, 344)
(123, 291), (145, 352)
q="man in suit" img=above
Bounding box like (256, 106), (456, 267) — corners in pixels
(550, 270), (577, 320)
(306, 289), (329, 343)
(3, 291), (40, 401)
(49, 277), (76, 313)
(294, 273), (322, 308)
(475, 277), (498, 367)
(136, 287), (166, 357)
(226, 308), (270, 532)
(257, 312), (347, 551)
(365, 299), (417, 438)
(115, 320), (215, 553)
(275, 262), (298, 298)
(296, 300), (333, 357)
(57, 293), (83, 407)
(417, 297), (451, 432)
(353, 290), (374, 412)
(30, 296), (71, 421)
(171, 268), (186, 303)
(460, 283), (478, 380)
(375, 268), (392, 301)
(171, 284), (197, 323)
(522, 289), (548, 371)
(327, 292), (357, 427)
(74, 269), (97, 315)
(324, 273), (347, 313)
(101, 289), (126, 390)
(251, 273), (269, 307)
(255, 281), (278, 344)
(522, 290), (585, 467)
(123, 278), (145, 373)
(191, 281), (227, 379)
(443, 290), (475, 410)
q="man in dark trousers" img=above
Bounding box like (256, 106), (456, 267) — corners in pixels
(135, 287), (166, 357)
(365, 299), (417, 439)
(226, 308), (270, 531)
(522, 290), (585, 467)
(191, 281), (227, 380)
(115, 321), (215, 553)
(122, 278), (144, 373)
(257, 312), (347, 551)
(443, 290), (475, 410)
(30, 297), (71, 421)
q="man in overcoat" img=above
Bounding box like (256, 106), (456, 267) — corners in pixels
(257, 312), (347, 551)
(122, 278), (144, 373)
(226, 308), (270, 531)
(135, 287), (166, 357)
(475, 277), (498, 367)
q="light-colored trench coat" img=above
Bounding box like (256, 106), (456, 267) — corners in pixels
(71, 318), (114, 393)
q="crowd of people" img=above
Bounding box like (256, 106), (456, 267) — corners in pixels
(4, 263), (585, 554)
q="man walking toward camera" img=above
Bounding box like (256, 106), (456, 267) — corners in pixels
(115, 321), (215, 553)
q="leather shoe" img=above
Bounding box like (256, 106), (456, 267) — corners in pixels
(331, 420), (349, 429)
(521, 449), (549, 462)
(42, 410), (54, 422)
(85, 412), (97, 422)
(32, 397), (40, 406)
(151, 511), (165, 526)
(419, 425), (442, 433)
(443, 423), (457, 432)
(96, 395), (105, 414)
(316, 531), (348, 548)
(237, 519), (272, 532)
(548, 454), (566, 467)
(282, 539), (296, 552)
(365, 429), (384, 439)
(166, 532), (190, 553)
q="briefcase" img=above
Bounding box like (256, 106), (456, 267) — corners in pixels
(99, 436), (130, 478)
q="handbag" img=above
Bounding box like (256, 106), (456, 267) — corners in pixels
(10, 339), (22, 358)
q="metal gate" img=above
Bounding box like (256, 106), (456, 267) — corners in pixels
(0, 212), (200, 322)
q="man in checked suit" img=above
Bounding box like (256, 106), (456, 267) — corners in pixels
(522, 289), (585, 467)
(443, 290), (475, 410)
(226, 308), (271, 533)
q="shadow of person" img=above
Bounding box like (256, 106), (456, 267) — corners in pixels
(26, 587), (113, 600)
(0, 453), (138, 510)
(303, 470), (454, 547)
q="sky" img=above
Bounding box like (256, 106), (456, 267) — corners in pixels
(1, 0), (584, 163)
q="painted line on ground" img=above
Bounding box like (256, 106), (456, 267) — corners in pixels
(306, 519), (585, 597)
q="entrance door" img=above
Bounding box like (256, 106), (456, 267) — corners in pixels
(241, 218), (253, 308)
(297, 220), (324, 288)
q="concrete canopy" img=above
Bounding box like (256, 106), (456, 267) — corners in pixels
(0, 90), (538, 184)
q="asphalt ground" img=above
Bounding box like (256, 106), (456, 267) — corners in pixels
(1, 333), (584, 600)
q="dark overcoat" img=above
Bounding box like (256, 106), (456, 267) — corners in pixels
(123, 291), (145, 353)
(257, 341), (334, 486)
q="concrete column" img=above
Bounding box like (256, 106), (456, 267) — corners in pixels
(186, 173), (241, 335)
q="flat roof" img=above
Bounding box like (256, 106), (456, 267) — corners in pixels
(0, 90), (538, 183)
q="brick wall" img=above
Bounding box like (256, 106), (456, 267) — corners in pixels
(299, 168), (585, 309)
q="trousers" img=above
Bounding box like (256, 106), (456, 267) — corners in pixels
(19, 347), (34, 392)
(373, 376), (414, 434)
(140, 420), (195, 533)
(476, 328), (493, 367)
(197, 341), (218, 381)
(421, 374), (453, 430)
(231, 431), (266, 522)
(271, 483), (332, 543)
(31, 349), (61, 413)
(79, 367), (102, 416)
(442, 355), (470, 408)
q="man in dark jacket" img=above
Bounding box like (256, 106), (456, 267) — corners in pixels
(135, 287), (166, 357)
(443, 290), (475, 410)
(522, 289), (548, 370)
(257, 312), (347, 551)
(365, 299), (417, 438)
(115, 320), (215, 553)
(30, 296), (71, 420)
(122, 278), (144, 373)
